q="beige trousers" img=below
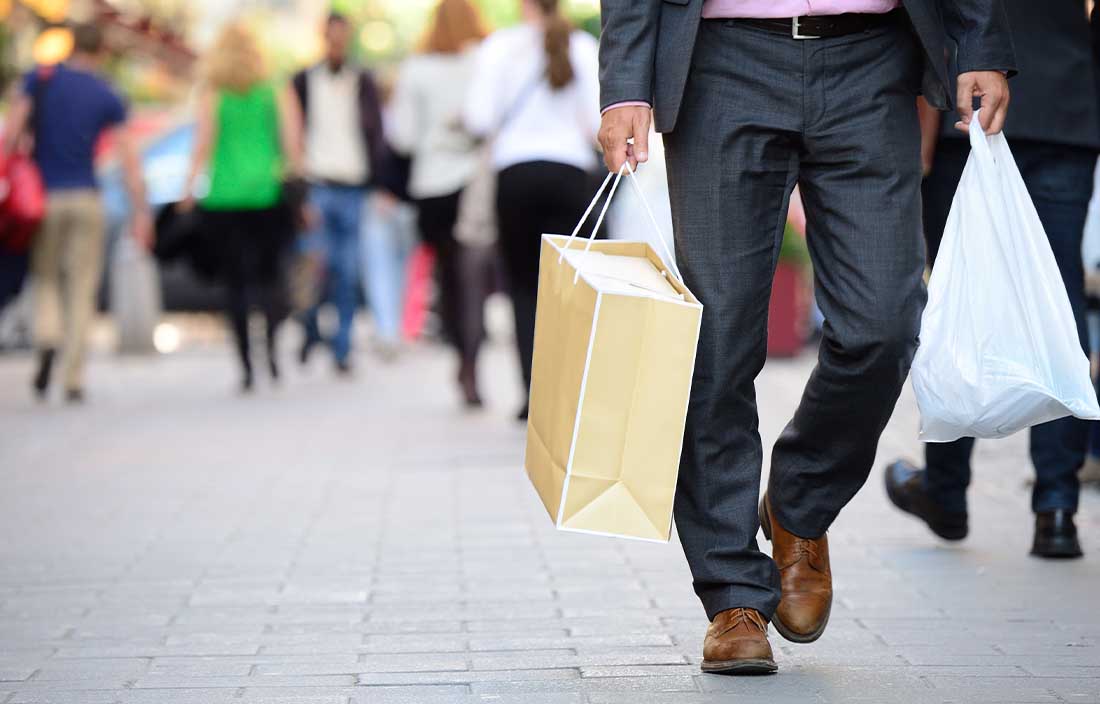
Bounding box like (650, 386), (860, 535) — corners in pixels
(30, 189), (106, 392)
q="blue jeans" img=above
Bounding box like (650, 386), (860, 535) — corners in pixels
(921, 139), (1098, 514)
(361, 195), (415, 345)
(301, 184), (364, 363)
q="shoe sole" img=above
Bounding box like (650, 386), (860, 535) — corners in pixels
(758, 496), (832, 644)
(700, 658), (778, 675)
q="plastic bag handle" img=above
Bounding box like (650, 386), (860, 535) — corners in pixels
(558, 161), (684, 285)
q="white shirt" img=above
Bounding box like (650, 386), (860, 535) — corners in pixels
(463, 24), (601, 173)
(305, 65), (368, 185)
(389, 51), (480, 200)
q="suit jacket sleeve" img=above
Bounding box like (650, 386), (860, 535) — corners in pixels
(598, 0), (661, 111)
(940, 0), (1017, 76)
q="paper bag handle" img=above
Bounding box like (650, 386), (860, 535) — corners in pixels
(558, 161), (684, 285)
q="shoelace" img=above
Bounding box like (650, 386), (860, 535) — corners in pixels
(727, 608), (767, 634)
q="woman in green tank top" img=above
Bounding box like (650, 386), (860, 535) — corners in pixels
(182, 22), (304, 392)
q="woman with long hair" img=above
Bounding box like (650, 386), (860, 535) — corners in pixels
(464, 0), (600, 419)
(182, 23), (303, 392)
(390, 0), (489, 407)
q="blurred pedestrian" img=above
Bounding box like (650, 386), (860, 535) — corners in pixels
(292, 12), (389, 376)
(182, 22), (303, 393)
(1, 23), (151, 403)
(390, 0), (489, 406)
(886, 1), (1100, 559)
(464, 0), (600, 419)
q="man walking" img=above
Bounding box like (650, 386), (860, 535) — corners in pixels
(2, 24), (150, 402)
(598, 0), (1014, 674)
(293, 12), (387, 375)
(886, 1), (1099, 560)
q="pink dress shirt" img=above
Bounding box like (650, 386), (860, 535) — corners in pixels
(701, 0), (900, 18)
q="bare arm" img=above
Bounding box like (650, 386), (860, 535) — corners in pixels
(1, 92), (31, 157)
(181, 88), (216, 209)
(276, 84), (304, 177)
(115, 120), (153, 248)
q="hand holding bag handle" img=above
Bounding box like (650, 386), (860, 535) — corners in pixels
(559, 162), (683, 285)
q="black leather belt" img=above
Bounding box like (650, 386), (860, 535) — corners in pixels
(734, 10), (901, 39)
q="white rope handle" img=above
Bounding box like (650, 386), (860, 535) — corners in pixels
(558, 161), (683, 285)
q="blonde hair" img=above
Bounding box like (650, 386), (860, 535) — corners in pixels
(419, 0), (488, 54)
(203, 23), (268, 93)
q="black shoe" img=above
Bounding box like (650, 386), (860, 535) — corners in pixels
(516, 403), (529, 421)
(299, 339), (316, 366)
(1031, 510), (1083, 559)
(885, 459), (968, 541)
(335, 359), (353, 377)
(458, 361), (483, 408)
(241, 369), (255, 393)
(32, 348), (56, 399)
(64, 388), (85, 404)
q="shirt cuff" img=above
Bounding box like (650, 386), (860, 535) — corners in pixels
(601, 101), (651, 115)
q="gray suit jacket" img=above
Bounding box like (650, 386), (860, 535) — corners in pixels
(599, 0), (1018, 133)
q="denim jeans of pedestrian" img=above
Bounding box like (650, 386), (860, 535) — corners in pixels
(361, 195), (415, 346)
(301, 184), (365, 364)
(921, 139), (1098, 515)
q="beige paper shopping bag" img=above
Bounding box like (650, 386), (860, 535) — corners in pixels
(524, 166), (703, 542)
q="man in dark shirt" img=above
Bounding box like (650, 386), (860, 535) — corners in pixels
(886, 1), (1100, 559)
(2, 24), (150, 402)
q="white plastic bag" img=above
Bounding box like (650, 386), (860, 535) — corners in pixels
(911, 113), (1100, 442)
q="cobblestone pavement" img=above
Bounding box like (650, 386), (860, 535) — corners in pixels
(1, 318), (1098, 704)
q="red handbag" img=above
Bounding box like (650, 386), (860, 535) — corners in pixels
(0, 66), (51, 254)
(0, 145), (46, 254)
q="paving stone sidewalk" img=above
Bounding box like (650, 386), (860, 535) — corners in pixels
(0, 322), (1098, 704)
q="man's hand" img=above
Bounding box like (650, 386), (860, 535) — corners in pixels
(598, 105), (652, 172)
(954, 71), (1010, 135)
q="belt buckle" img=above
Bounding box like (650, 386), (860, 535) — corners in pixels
(791, 16), (820, 40)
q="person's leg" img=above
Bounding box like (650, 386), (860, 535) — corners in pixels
(30, 194), (66, 394)
(1014, 143), (1097, 517)
(253, 207), (292, 380)
(211, 210), (253, 387)
(361, 192), (405, 348)
(299, 185), (332, 357)
(326, 187), (363, 367)
(59, 191), (106, 397)
(768, 21), (926, 537)
(495, 163), (546, 395)
(662, 20), (806, 623)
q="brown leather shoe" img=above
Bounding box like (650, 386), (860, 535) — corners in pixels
(700, 608), (778, 675)
(759, 493), (832, 643)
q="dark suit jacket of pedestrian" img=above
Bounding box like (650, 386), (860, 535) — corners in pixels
(598, 0), (1017, 133)
(938, 0), (1100, 150)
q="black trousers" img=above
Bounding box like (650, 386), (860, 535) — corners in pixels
(921, 139), (1097, 515)
(417, 191), (495, 366)
(663, 19), (926, 620)
(204, 207), (292, 377)
(496, 161), (590, 390)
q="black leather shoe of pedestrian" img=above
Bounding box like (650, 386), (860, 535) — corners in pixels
(1031, 510), (1083, 559)
(32, 348), (56, 399)
(884, 459), (968, 541)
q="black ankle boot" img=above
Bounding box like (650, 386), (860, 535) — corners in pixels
(1031, 510), (1083, 558)
(32, 348), (56, 399)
